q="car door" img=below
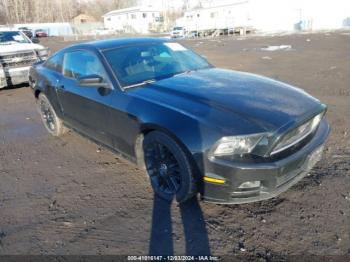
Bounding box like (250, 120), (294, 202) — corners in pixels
(56, 49), (113, 146)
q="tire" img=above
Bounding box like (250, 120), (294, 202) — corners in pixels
(143, 131), (197, 203)
(37, 93), (67, 137)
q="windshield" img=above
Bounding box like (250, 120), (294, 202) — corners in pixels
(173, 27), (184, 31)
(0, 31), (30, 44)
(103, 42), (211, 88)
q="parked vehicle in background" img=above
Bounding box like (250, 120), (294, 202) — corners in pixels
(171, 26), (186, 38)
(29, 38), (329, 204)
(18, 27), (34, 39)
(35, 29), (48, 38)
(0, 29), (49, 89)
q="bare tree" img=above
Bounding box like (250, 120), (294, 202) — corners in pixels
(0, 0), (144, 24)
(81, 0), (137, 18)
(0, 0), (7, 23)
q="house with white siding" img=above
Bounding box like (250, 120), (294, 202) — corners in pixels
(179, 1), (251, 32)
(103, 5), (163, 34)
(177, 0), (350, 34)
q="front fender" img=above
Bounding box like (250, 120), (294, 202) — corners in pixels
(132, 98), (224, 174)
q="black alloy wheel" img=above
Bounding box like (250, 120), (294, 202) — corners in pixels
(145, 142), (182, 195)
(40, 99), (56, 132)
(37, 93), (67, 137)
(143, 131), (197, 203)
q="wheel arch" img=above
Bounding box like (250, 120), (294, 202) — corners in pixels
(134, 123), (201, 176)
(135, 123), (204, 197)
(34, 83), (64, 120)
(34, 88), (42, 99)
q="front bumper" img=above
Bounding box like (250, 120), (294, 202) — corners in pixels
(0, 66), (30, 89)
(202, 119), (330, 204)
(171, 33), (184, 38)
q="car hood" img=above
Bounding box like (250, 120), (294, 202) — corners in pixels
(0, 43), (44, 54)
(130, 68), (324, 134)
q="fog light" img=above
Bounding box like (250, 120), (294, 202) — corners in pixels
(238, 181), (261, 189)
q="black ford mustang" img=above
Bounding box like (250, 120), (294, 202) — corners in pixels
(29, 38), (330, 204)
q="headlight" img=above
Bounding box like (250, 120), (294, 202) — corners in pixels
(210, 133), (266, 157)
(37, 49), (49, 60)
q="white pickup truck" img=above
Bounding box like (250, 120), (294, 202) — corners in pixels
(170, 26), (187, 38)
(0, 29), (48, 89)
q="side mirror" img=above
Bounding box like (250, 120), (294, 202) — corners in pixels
(78, 75), (110, 88)
(32, 38), (40, 43)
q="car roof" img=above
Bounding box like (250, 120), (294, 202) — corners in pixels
(69, 37), (171, 51)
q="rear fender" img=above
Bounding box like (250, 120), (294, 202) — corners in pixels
(32, 67), (64, 119)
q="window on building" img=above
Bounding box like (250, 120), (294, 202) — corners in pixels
(210, 12), (217, 18)
(131, 14), (136, 19)
(143, 13), (147, 18)
(155, 16), (163, 22)
(107, 17), (111, 21)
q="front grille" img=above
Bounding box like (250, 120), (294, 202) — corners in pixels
(269, 132), (314, 161)
(0, 51), (37, 69)
(0, 51), (35, 59)
(271, 113), (324, 156)
(1, 59), (35, 69)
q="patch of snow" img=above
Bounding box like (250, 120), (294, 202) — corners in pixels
(261, 45), (292, 51)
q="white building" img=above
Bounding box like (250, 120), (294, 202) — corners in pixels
(141, 0), (184, 12)
(103, 5), (163, 34)
(178, 1), (251, 32)
(177, 0), (350, 33)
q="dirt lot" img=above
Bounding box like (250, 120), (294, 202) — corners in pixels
(0, 31), (349, 259)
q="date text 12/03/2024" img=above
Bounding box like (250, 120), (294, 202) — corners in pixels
(127, 256), (220, 261)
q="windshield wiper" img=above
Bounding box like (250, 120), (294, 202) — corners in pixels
(124, 79), (157, 89)
(175, 70), (194, 76)
(173, 67), (209, 77)
(123, 68), (209, 89)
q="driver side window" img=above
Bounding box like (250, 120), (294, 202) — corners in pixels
(44, 52), (63, 72)
(63, 50), (107, 80)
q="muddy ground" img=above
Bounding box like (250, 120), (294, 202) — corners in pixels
(0, 31), (349, 259)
